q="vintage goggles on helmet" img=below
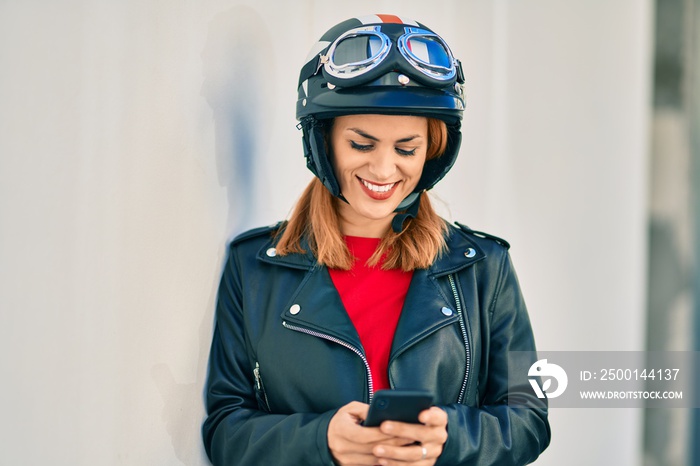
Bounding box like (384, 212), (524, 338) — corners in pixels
(318, 25), (464, 88)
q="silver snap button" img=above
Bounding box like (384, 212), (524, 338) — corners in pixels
(290, 304), (301, 315)
(464, 248), (476, 258)
(266, 248), (277, 257)
(441, 307), (454, 316)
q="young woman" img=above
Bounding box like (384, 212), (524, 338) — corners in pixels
(202, 15), (550, 466)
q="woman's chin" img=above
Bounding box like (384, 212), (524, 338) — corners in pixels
(354, 203), (402, 222)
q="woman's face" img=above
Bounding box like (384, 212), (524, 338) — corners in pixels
(330, 114), (428, 237)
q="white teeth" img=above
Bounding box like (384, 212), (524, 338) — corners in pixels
(361, 179), (396, 193)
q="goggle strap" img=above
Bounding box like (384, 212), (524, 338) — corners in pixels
(298, 55), (323, 88)
(456, 59), (465, 84)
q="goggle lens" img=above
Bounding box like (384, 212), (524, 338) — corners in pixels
(332, 34), (385, 67)
(404, 36), (452, 69)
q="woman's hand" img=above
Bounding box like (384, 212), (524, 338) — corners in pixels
(328, 401), (414, 466)
(372, 407), (449, 466)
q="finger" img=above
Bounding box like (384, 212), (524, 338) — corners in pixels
(370, 436), (416, 447)
(353, 425), (400, 444)
(329, 434), (388, 462)
(374, 443), (433, 463)
(343, 407), (399, 443)
(379, 421), (447, 445)
(417, 407), (448, 426)
(343, 401), (371, 420)
(333, 404), (396, 444)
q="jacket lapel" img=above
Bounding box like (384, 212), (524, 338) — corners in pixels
(391, 225), (487, 358)
(390, 268), (459, 359)
(278, 266), (363, 350)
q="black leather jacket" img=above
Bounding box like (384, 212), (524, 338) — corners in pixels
(202, 221), (550, 465)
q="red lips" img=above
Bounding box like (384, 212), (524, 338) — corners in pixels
(358, 177), (399, 201)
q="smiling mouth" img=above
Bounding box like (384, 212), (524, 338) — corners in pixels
(357, 177), (400, 200)
(361, 178), (397, 193)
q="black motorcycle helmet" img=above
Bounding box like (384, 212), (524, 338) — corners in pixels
(296, 14), (465, 231)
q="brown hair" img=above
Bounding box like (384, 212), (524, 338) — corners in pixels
(275, 117), (449, 271)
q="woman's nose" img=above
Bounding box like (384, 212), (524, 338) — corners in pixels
(368, 148), (397, 181)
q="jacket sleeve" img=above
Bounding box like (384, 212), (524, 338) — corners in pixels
(436, 250), (551, 466)
(201, 245), (337, 466)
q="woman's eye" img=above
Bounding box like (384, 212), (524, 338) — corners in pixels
(396, 147), (417, 156)
(350, 141), (373, 152)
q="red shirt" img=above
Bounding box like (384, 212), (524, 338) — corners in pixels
(328, 236), (414, 391)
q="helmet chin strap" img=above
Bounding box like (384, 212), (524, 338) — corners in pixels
(391, 192), (421, 233)
(395, 191), (420, 211)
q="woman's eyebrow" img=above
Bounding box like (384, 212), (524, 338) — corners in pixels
(396, 135), (421, 143)
(348, 128), (379, 141)
(348, 128), (422, 144)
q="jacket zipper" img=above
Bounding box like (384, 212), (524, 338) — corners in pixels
(253, 361), (271, 412)
(282, 321), (375, 402)
(448, 274), (470, 404)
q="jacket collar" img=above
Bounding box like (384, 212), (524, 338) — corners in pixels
(428, 225), (486, 277)
(257, 223), (486, 275)
(257, 235), (317, 270)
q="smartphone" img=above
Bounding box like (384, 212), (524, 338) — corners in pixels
(363, 389), (433, 427)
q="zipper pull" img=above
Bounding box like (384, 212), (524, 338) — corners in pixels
(254, 362), (262, 390)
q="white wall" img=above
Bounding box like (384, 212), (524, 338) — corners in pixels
(0, 1), (652, 464)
